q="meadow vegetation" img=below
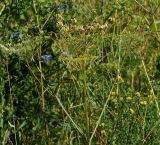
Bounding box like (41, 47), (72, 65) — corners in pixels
(1, 0), (160, 144)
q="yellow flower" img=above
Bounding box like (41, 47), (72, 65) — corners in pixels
(126, 96), (132, 101)
(149, 89), (154, 95)
(101, 130), (106, 135)
(148, 95), (154, 104)
(129, 108), (135, 114)
(135, 92), (141, 97)
(111, 91), (116, 96)
(140, 100), (147, 105)
(117, 75), (124, 83)
(149, 80), (154, 83)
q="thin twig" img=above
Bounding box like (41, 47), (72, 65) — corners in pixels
(134, 0), (150, 13)
(89, 86), (114, 145)
(141, 59), (160, 117)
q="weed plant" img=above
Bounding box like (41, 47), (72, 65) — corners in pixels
(1, 0), (160, 145)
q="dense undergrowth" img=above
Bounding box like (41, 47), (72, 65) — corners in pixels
(1, 0), (160, 145)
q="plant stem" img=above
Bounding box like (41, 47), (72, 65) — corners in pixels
(82, 62), (90, 142)
(37, 48), (49, 144)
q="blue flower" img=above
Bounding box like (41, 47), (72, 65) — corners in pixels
(10, 32), (22, 41)
(41, 55), (53, 60)
(57, 4), (68, 10)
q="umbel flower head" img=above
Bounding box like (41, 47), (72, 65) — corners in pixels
(41, 55), (53, 60)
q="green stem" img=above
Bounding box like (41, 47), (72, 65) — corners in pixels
(82, 62), (90, 142)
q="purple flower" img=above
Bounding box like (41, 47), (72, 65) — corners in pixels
(63, 51), (69, 57)
(41, 55), (53, 60)
(97, 50), (105, 57)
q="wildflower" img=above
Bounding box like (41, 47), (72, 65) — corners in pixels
(140, 100), (147, 105)
(57, 4), (68, 10)
(100, 130), (106, 135)
(97, 50), (105, 58)
(111, 91), (116, 96)
(149, 89), (154, 95)
(41, 55), (53, 60)
(10, 32), (22, 41)
(148, 95), (154, 104)
(126, 96), (132, 101)
(149, 80), (155, 83)
(117, 75), (124, 83)
(63, 51), (69, 57)
(135, 92), (141, 97)
(129, 108), (135, 114)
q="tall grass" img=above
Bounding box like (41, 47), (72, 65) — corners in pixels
(1, 0), (160, 144)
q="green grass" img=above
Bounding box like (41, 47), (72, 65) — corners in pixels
(1, 0), (160, 144)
